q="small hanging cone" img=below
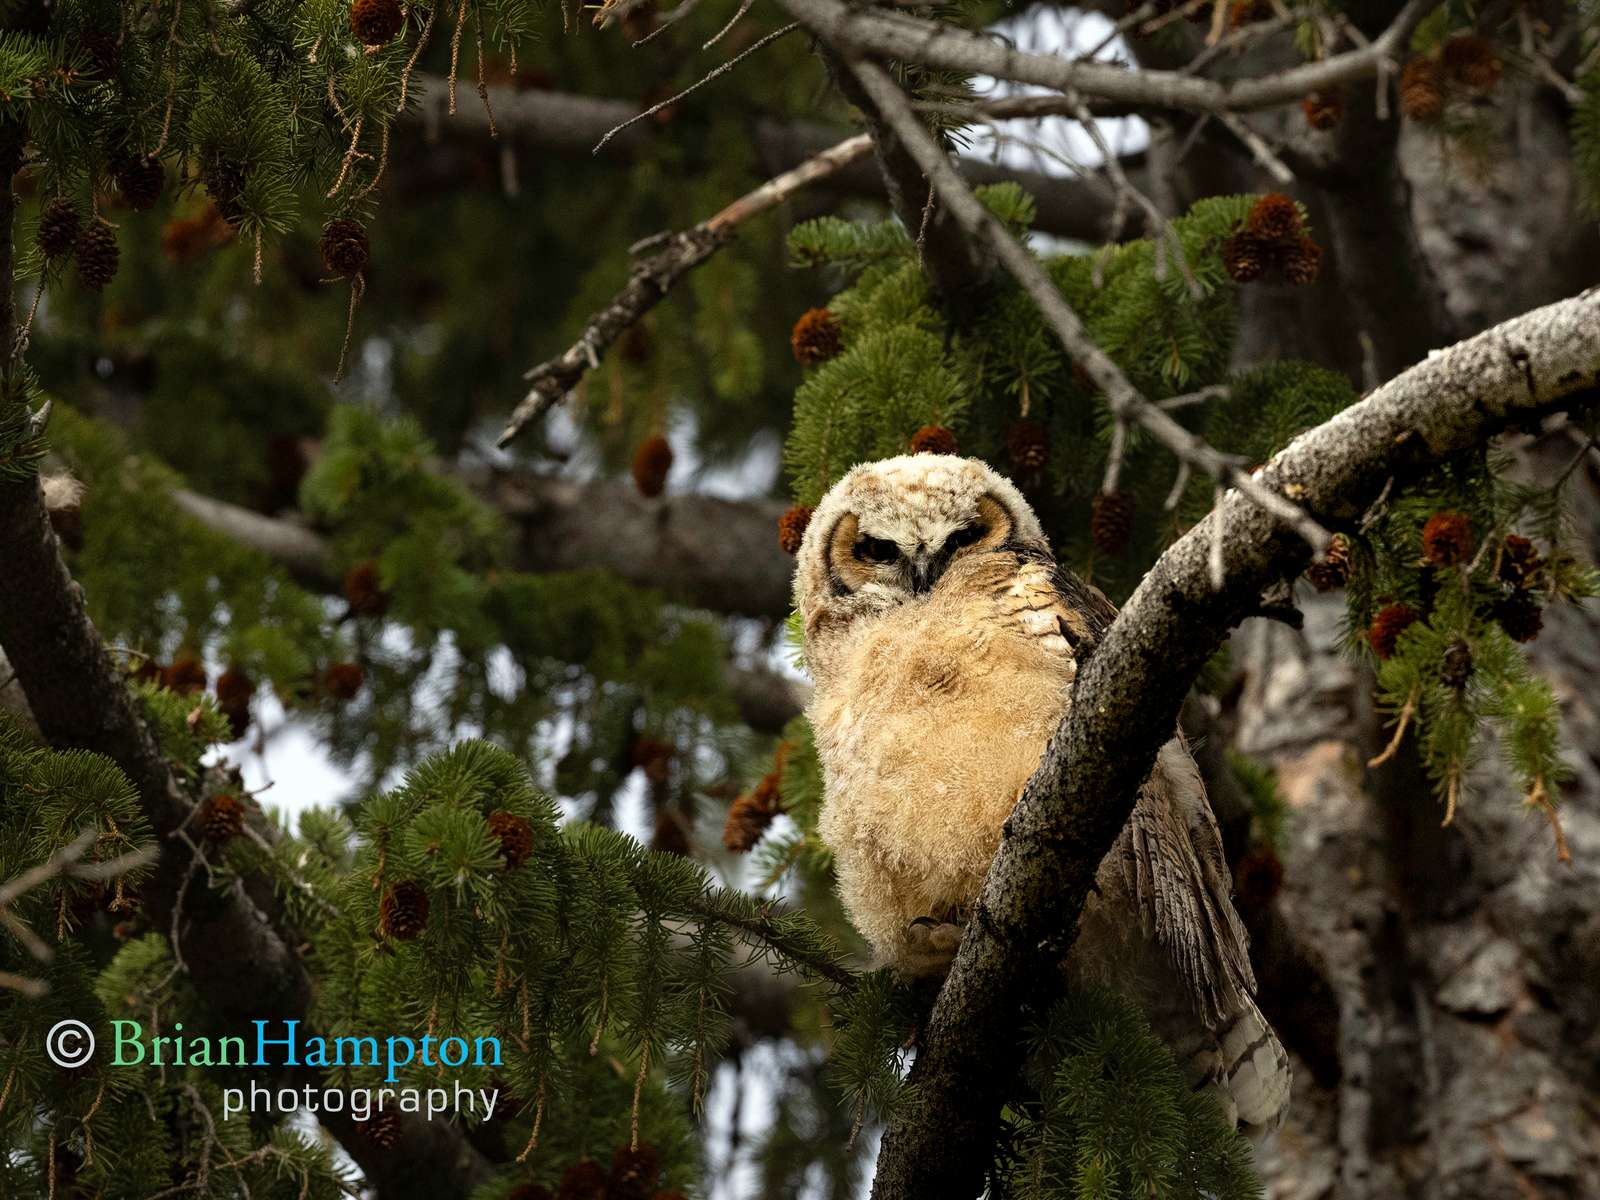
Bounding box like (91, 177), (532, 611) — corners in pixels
(200, 793), (247, 841)
(113, 155), (164, 211)
(1281, 236), (1322, 285)
(1497, 535), (1542, 588)
(343, 560), (388, 617)
(38, 197), (83, 258)
(1006, 420), (1049, 470)
(778, 505), (814, 555)
(320, 217), (370, 277)
(363, 1108), (402, 1148)
(1440, 641), (1473, 689)
(722, 772), (781, 853)
(790, 308), (843, 366)
(486, 810), (535, 868)
(1090, 490), (1134, 556)
(1304, 533), (1351, 592)
(1301, 92), (1343, 130)
(379, 881), (429, 940)
(163, 653), (207, 696)
(214, 666), (256, 740)
(1244, 193), (1302, 242)
(74, 219), (120, 291)
(1222, 230), (1268, 283)
(559, 1160), (609, 1200)
(324, 661), (365, 701)
(631, 434), (673, 498)
(909, 425), (959, 455)
(1399, 57), (1444, 122)
(350, 0), (406, 45)
(1441, 34), (1502, 92)
(1494, 593), (1543, 643)
(609, 1142), (662, 1200)
(1366, 603), (1418, 660)
(1420, 511), (1473, 566)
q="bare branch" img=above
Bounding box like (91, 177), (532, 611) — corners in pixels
(497, 134), (872, 447)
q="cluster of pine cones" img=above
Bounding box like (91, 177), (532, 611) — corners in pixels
(1400, 34), (1503, 123)
(1222, 193), (1321, 286)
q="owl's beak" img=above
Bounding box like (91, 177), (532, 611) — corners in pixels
(909, 552), (937, 595)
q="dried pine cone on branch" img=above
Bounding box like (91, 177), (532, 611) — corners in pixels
(1400, 57), (1445, 122)
(790, 307), (842, 366)
(1366, 603), (1419, 660)
(350, 0), (406, 45)
(378, 881), (429, 940)
(631, 434), (673, 498)
(910, 424), (958, 455)
(320, 217), (370, 277)
(37, 198), (82, 259)
(1304, 533), (1351, 592)
(1302, 92), (1343, 130)
(486, 810), (535, 868)
(363, 1108), (402, 1148)
(1006, 420), (1049, 470)
(778, 504), (813, 554)
(200, 793), (247, 841)
(1441, 34), (1502, 92)
(74, 219), (120, 291)
(113, 155), (163, 211)
(1090, 490), (1134, 555)
(1497, 534), (1542, 588)
(1421, 511), (1473, 566)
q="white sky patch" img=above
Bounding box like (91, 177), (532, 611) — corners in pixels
(966, 7), (1149, 180)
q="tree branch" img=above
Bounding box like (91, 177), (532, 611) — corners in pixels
(775, 0), (1439, 115)
(866, 287), (1600, 1199)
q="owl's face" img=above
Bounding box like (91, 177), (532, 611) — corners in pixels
(794, 455), (1047, 626)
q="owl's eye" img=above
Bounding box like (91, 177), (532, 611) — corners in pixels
(944, 523), (985, 553)
(854, 535), (900, 565)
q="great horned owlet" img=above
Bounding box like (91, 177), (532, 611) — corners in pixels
(793, 453), (1290, 1133)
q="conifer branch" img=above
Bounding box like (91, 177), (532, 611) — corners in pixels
(841, 59), (1333, 555)
(497, 133), (873, 447)
(864, 285), (1600, 1200)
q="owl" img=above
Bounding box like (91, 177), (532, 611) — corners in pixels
(793, 453), (1290, 1133)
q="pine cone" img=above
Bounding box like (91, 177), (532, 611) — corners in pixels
(1006, 420), (1049, 470)
(790, 307), (843, 366)
(1366, 603), (1419, 660)
(343, 560), (388, 617)
(363, 1108), (402, 1148)
(215, 666), (256, 740)
(1441, 33), (1502, 92)
(630, 735), (674, 784)
(1497, 534), (1542, 588)
(163, 653), (207, 696)
(610, 1143), (662, 1200)
(1421, 511), (1473, 566)
(320, 217), (370, 277)
(74, 219), (120, 291)
(379, 881), (429, 940)
(486, 810), (534, 869)
(1440, 640), (1473, 689)
(631, 434), (673, 498)
(722, 773), (781, 853)
(201, 156), (250, 226)
(1281, 235), (1322, 285)
(1221, 230), (1268, 283)
(652, 809), (691, 857)
(113, 155), (163, 211)
(1304, 533), (1351, 592)
(1228, 0), (1270, 28)
(1245, 193), (1302, 242)
(350, 0), (406, 45)
(324, 661), (365, 701)
(37, 198), (82, 258)
(1494, 593), (1543, 643)
(1302, 91), (1343, 130)
(909, 424), (959, 456)
(558, 1160), (609, 1200)
(1232, 845), (1284, 910)
(1399, 57), (1444, 122)
(1090, 490), (1134, 556)
(200, 793), (247, 841)
(777, 504), (814, 555)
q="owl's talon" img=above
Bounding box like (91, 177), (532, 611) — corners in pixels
(900, 918), (963, 977)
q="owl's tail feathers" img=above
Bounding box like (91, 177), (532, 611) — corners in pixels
(1216, 995), (1291, 1136)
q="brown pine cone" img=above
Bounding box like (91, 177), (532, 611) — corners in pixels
(163, 653), (207, 696)
(201, 156), (250, 226)
(1281, 236), (1322, 285)
(651, 809), (691, 857)
(1304, 533), (1351, 592)
(610, 1142), (663, 1200)
(778, 504), (814, 555)
(200, 793), (247, 841)
(631, 434), (673, 498)
(113, 155), (163, 211)
(324, 661), (365, 701)
(909, 424), (959, 456)
(38, 197), (83, 258)
(1302, 92), (1344, 130)
(630, 735), (674, 784)
(722, 773), (781, 853)
(1221, 230), (1268, 283)
(1400, 57), (1445, 122)
(74, 219), (120, 291)
(1441, 34), (1502, 92)
(343, 560), (388, 617)
(790, 308), (843, 366)
(1006, 420), (1049, 470)
(215, 666), (256, 740)
(350, 0), (406, 45)
(558, 1160), (609, 1200)
(1421, 511), (1473, 566)
(1245, 193), (1302, 243)
(363, 1108), (402, 1148)
(1440, 640), (1473, 689)
(1494, 593), (1543, 643)
(486, 810), (535, 868)
(379, 881), (429, 940)
(1497, 534), (1542, 588)
(1090, 490), (1134, 556)
(1366, 603), (1419, 660)
(320, 217), (370, 277)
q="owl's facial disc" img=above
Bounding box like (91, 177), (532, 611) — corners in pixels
(826, 494), (1014, 598)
